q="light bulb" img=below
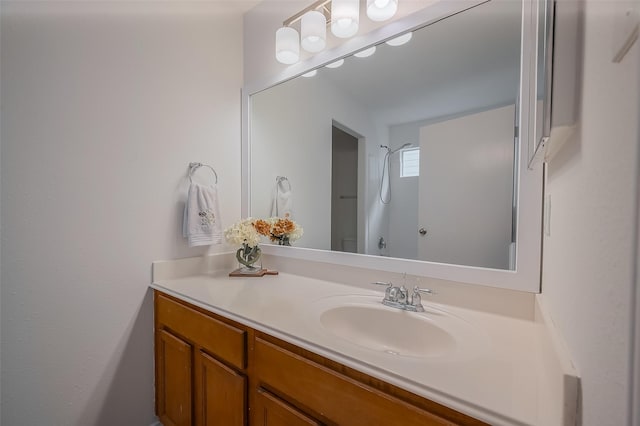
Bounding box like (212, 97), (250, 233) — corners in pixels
(301, 10), (326, 53)
(338, 17), (353, 28)
(367, 0), (398, 22)
(275, 27), (300, 64)
(385, 32), (412, 46)
(326, 59), (345, 68)
(331, 0), (359, 38)
(354, 46), (376, 58)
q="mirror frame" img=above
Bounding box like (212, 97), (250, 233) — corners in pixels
(242, 0), (543, 293)
(528, 0), (555, 167)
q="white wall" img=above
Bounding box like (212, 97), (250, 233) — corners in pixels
(387, 124), (420, 260)
(540, 1), (639, 424)
(0, 4), (244, 424)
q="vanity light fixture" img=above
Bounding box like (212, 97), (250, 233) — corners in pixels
(302, 69), (318, 77)
(276, 0), (404, 65)
(354, 46), (377, 58)
(366, 0), (398, 22)
(275, 0), (400, 64)
(325, 59), (345, 68)
(276, 0), (331, 64)
(385, 31), (413, 46)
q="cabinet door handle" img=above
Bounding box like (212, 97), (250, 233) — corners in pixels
(418, 228), (427, 236)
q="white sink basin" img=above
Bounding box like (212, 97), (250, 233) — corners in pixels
(320, 305), (457, 358)
(310, 295), (485, 361)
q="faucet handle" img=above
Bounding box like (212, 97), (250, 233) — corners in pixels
(371, 281), (394, 300)
(413, 286), (435, 296)
(411, 286), (435, 308)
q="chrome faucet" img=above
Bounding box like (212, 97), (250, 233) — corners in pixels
(371, 282), (434, 312)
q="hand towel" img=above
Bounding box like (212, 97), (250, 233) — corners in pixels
(270, 178), (293, 218)
(183, 183), (223, 247)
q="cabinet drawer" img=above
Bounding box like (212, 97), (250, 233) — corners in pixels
(156, 293), (246, 370)
(254, 337), (452, 426)
(254, 388), (322, 426)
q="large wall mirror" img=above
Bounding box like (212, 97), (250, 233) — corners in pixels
(244, 0), (544, 292)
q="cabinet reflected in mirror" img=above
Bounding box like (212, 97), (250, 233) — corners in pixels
(249, 0), (522, 271)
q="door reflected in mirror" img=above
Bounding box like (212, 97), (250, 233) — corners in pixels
(250, 0), (522, 271)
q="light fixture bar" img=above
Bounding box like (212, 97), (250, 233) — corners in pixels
(283, 0), (332, 27)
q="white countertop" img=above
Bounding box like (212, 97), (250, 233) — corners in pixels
(151, 254), (578, 426)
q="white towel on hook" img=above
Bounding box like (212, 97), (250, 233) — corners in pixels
(183, 183), (223, 247)
(271, 178), (293, 218)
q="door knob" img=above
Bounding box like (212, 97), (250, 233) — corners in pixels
(418, 227), (427, 236)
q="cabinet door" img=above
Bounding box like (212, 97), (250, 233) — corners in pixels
(196, 351), (246, 426)
(156, 330), (193, 426)
(253, 388), (321, 426)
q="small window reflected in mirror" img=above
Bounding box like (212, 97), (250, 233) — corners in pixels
(400, 147), (420, 178)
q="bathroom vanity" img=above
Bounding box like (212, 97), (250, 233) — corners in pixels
(152, 0), (580, 423)
(155, 292), (484, 426)
(151, 254), (578, 426)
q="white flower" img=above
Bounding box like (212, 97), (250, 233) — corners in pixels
(224, 218), (261, 247)
(288, 222), (304, 242)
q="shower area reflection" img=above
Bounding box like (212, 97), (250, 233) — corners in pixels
(379, 143), (413, 204)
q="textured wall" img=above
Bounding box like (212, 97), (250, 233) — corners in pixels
(540, 1), (640, 424)
(0, 4), (243, 424)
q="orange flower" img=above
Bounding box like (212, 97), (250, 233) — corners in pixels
(253, 219), (271, 236)
(271, 218), (295, 236)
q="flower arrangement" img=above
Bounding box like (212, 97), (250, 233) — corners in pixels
(224, 215), (304, 272)
(253, 214), (304, 246)
(224, 218), (262, 270)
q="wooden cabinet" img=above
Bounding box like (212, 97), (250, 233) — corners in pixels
(154, 291), (487, 426)
(253, 337), (455, 426)
(156, 329), (193, 426)
(195, 351), (246, 426)
(155, 293), (247, 426)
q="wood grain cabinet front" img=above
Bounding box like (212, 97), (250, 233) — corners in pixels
(253, 336), (467, 426)
(195, 351), (246, 426)
(156, 329), (193, 426)
(253, 388), (322, 426)
(155, 293), (248, 426)
(154, 291), (486, 426)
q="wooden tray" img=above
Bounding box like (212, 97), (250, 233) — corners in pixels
(228, 268), (279, 277)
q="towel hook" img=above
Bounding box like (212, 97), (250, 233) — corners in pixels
(189, 162), (218, 184)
